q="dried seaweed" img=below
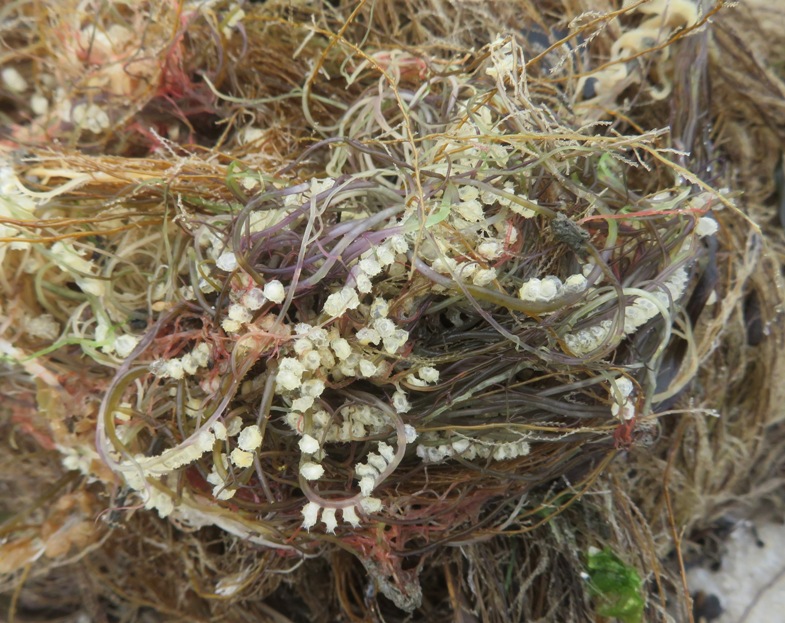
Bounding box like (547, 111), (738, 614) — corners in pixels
(2, 1), (785, 622)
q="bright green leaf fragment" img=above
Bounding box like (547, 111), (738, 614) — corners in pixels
(585, 547), (644, 623)
(425, 193), (452, 228)
(596, 152), (623, 186)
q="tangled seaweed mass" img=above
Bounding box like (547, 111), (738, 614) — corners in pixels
(2, 0), (785, 621)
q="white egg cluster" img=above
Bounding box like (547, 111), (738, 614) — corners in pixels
(276, 298), (411, 441)
(518, 273), (588, 304)
(416, 432), (531, 463)
(301, 501), (365, 533)
(114, 420), (233, 516)
(149, 343), (212, 380)
(354, 441), (397, 496)
(205, 421), (259, 500)
(564, 266), (689, 356)
(296, 439), (397, 533)
(221, 278), (286, 334)
(610, 377), (636, 421)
